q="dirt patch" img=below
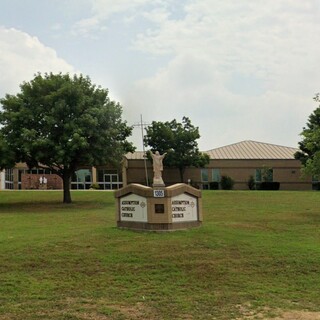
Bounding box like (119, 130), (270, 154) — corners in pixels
(236, 304), (320, 320)
(274, 311), (320, 320)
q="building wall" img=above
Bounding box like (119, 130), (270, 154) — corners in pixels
(1, 164), (124, 190)
(21, 174), (63, 190)
(125, 159), (185, 186)
(125, 158), (312, 190)
(0, 171), (5, 190)
(205, 159), (311, 190)
(1, 158), (313, 191)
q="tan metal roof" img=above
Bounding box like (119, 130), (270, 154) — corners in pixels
(125, 141), (299, 160)
(125, 151), (146, 160)
(205, 140), (299, 160)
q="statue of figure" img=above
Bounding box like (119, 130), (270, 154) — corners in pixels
(39, 176), (43, 184)
(151, 151), (167, 185)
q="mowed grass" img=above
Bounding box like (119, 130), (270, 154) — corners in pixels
(0, 190), (320, 320)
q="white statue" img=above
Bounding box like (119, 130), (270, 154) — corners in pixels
(151, 151), (167, 186)
(39, 176), (47, 185)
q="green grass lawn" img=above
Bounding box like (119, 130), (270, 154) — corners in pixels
(0, 190), (320, 320)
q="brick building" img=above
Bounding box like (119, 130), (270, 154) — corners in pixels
(123, 141), (314, 190)
(0, 140), (316, 191)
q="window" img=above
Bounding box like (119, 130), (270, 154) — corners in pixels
(5, 169), (14, 189)
(201, 169), (209, 190)
(201, 169), (208, 182)
(255, 169), (262, 182)
(212, 169), (221, 182)
(97, 169), (123, 190)
(27, 168), (53, 175)
(71, 169), (92, 189)
(255, 168), (273, 182)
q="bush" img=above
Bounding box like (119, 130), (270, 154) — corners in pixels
(258, 182), (280, 190)
(190, 181), (200, 189)
(247, 175), (255, 190)
(209, 182), (219, 190)
(90, 183), (100, 190)
(312, 182), (320, 191)
(220, 176), (234, 190)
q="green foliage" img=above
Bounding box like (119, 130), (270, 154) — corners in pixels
(0, 133), (15, 170)
(313, 182), (320, 190)
(258, 181), (280, 190)
(144, 117), (210, 182)
(89, 183), (100, 189)
(247, 175), (255, 190)
(209, 181), (219, 190)
(261, 166), (273, 182)
(295, 93), (320, 179)
(0, 73), (134, 202)
(220, 175), (234, 190)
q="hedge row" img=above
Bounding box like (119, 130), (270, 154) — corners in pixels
(208, 180), (281, 190)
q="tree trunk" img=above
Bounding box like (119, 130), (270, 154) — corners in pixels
(62, 173), (72, 204)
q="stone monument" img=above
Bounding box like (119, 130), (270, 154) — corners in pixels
(115, 151), (202, 231)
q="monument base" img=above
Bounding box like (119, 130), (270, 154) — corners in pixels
(117, 220), (202, 232)
(115, 183), (202, 232)
(152, 177), (165, 187)
(152, 184), (165, 188)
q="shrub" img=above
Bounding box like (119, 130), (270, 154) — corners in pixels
(220, 175), (234, 190)
(259, 182), (280, 190)
(247, 175), (255, 190)
(209, 182), (219, 190)
(191, 181), (200, 189)
(312, 182), (320, 191)
(90, 183), (100, 190)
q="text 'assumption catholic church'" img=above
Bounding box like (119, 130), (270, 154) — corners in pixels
(0, 141), (317, 191)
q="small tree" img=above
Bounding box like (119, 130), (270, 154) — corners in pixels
(220, 175), (234, 190)
(295, 94), (320, 179)
(0, 73), (134, 203)
(144, 117), (210, 182)
(247, 175), (255, 190)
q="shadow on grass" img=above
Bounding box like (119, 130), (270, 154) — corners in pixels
(0, 200), (110, 214)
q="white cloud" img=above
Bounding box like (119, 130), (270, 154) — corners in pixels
(0, 27), (75, 97)
(124, 0), (320, 149)
(72, 0), (152, 36)
(9, 0), (316, 150)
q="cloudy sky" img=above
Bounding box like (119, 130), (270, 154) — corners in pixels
(1, 0), (320, 151)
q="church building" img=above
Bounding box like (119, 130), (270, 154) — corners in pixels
(0, 140), (316, 191)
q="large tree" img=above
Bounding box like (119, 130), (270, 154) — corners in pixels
(0, 134), (15, 170)
(295, 94), (320, 179)
(0, 73), (134, 203)
(144, 116), (210, 182)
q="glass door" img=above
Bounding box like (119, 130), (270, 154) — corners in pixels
(104, 174), (118, 190)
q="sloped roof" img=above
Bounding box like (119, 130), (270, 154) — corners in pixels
(125, 151), (146, 160)
(205, 140), (299, 160)
(125, 141), (300, 160)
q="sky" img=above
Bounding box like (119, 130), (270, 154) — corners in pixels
(1, 0), (320, 151)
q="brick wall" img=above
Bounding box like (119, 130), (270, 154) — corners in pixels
(21, 174), (63, 190)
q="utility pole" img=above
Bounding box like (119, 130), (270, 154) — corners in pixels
(133, 115), (150, 186)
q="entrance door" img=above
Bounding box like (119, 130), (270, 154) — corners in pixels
(104, 174), (118, 190)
